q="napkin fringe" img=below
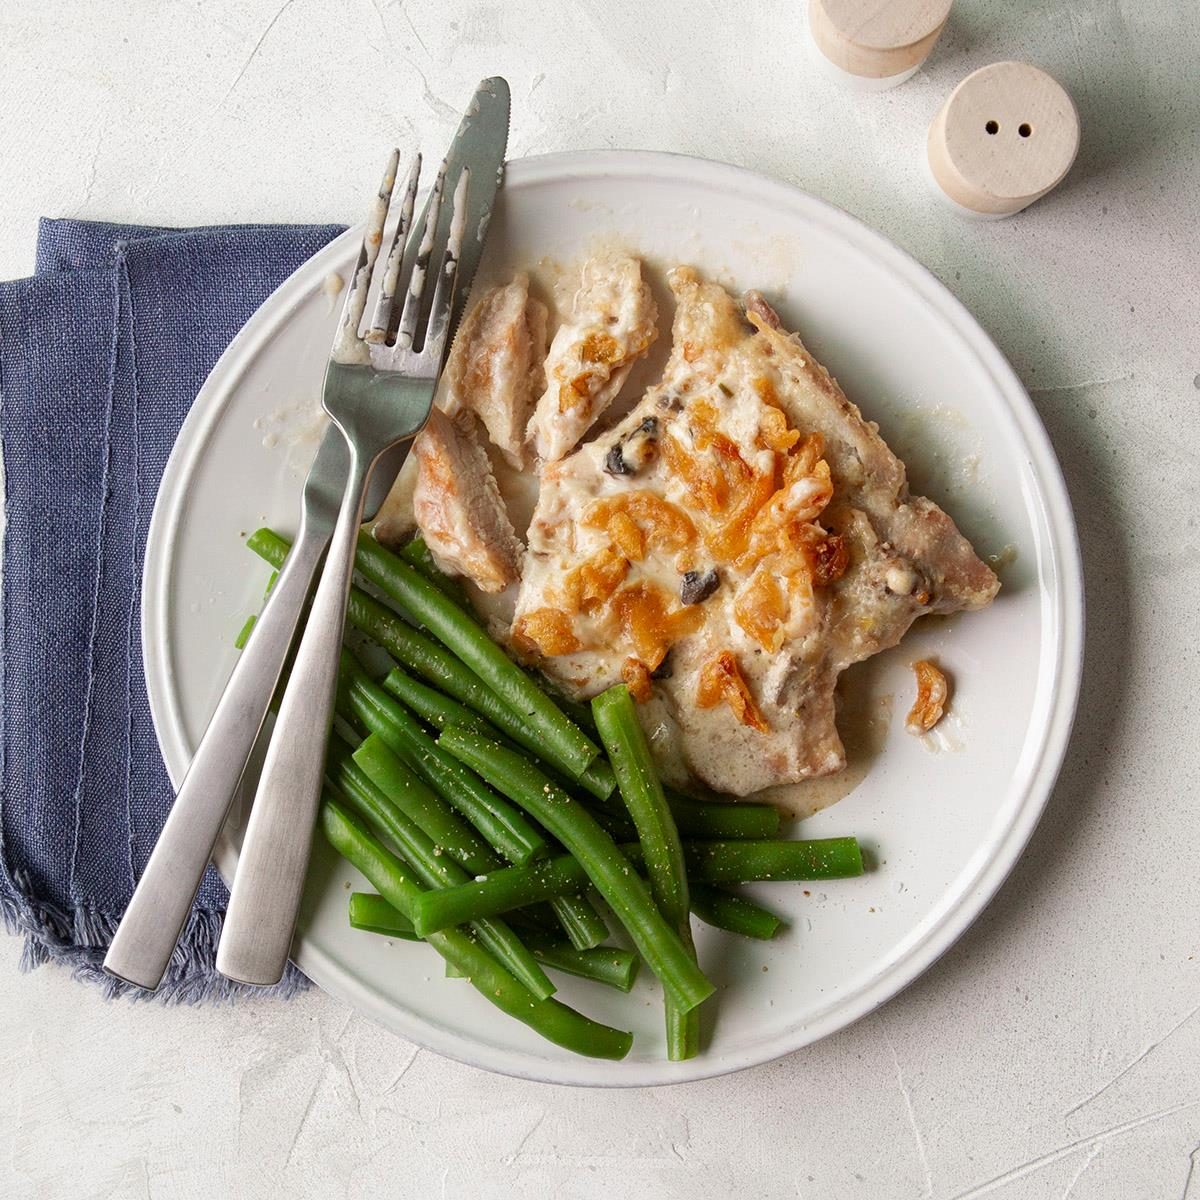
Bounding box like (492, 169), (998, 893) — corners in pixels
(1, 867), (308, 1003)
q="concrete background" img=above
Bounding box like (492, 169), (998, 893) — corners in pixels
(2, 2), (1198, 1196)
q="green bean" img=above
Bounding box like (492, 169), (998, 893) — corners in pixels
(381, 665), (495, 738)
(383, 667), (616, 802)
(594, 684), (699, 1060)
(355, 531), (600, 777)
(247, 529), (614, 800)
(689, 885), (784, 940)
(319, 797), (632, 1060)
(353, 894), (637, 992)
(348, 687), (606, 950)
(411, 853), (590, 933)
(588, 804), (638, 841)
(664, 789), (781, 841)
(545, 688), (599, 736)
(588, 782), (779, 841)
(393, 854), (604, 955)
(399, 534), (469, 605)
(516, 903), (562, 933)
(348, 892), (421, 939)
(521, 932), (640, 993)
(233, 614), (256, 650)
(346, 733), (497, 877)
(328, 740), (554, 1000)
(438, 727), (715, 1015)
(341, 661), (548, 866)
(248, 527), (453, 679)
(679, 838), (863, 883)
(414, 834), (864, 930)
(545, 892), (609, 952)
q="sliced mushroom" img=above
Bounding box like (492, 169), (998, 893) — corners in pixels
(603, 416), (659, 477)
(680, 567), (720, 606)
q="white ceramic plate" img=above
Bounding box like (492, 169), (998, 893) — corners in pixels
(143, 151), (1082, 1087)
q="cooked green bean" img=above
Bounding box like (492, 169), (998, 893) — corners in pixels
(544, 687), (599, 736)
(246, 529), (614, 800)
(355, 531), (600, 778)
(411, 853), (590, 933)
(352, 893), (637, 992)
(319, 797), (632, 1060)
(521, 932), (639, 993)
(328, 740), (554, 1000)
(342, 661), (548, 866)
(381, 665), (495, 738)
(248, 527), (457, 682)
(399, 535), (469, 605)
(664, 788), (781, 841)
(594, 684), (699, 1060)
(679, 837), (863, 883)
(587, 782), (779, 841)
(588, 804), (638, 841)
(438, 727), (715, 1015)
(382, 667), (616, 802)
(348, 681), (605, 950)
(347, 733), (497, 877)
(414, 834), (864, 931)
(348, 892), (421, 939)
(689, 885), (784, 940)
(545, 892), (609, 952)
(233, 614), (256, 650)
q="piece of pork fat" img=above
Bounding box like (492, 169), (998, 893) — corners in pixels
(511, 267), (998, 795)
(411, 407), (523, 593)
(527, 252), (658, 463)
(439, 273), (548, 469)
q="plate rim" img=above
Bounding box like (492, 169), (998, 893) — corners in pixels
(142, 148), (1084, 1087)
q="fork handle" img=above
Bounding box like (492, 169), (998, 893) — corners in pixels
(103, 519), (330, 991)
(215, 443), (372, 986)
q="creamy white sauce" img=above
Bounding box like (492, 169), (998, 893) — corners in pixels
(253, 400), (329, 473)
(321, 271), (345, 312)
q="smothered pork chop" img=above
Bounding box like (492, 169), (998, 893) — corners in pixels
(397, 258), (999, 796)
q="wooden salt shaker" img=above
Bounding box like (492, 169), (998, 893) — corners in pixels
(927, 61), (1081, 218)
(808, 0), (953, 91)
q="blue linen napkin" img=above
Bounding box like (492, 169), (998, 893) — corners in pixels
(0, 218), (344, 1000)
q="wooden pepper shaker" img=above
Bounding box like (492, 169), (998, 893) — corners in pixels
(808, 0), (954, 90)
(927, 61), (1081, 217)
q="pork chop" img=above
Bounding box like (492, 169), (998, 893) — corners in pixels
(411, 406), (523, 593)
(511, 266), (998, 795)
(526, 252), (658, 463)
(439, 273), (548, 468)
(373, 274), (547, 574)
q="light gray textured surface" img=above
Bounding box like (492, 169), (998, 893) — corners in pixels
(2, 2), (1198, 1197)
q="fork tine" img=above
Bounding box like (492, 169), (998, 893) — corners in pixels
(365, 154), (421, 345)
(418, 168), (470, 365)
(333, 148), (399, 359)
(394, 159), (448, 352)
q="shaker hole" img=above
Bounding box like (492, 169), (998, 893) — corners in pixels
(1018, 123), (1032, 138)
(985, 120), (999, 135)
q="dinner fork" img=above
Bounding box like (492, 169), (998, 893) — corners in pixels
(102, 78), (509, 994)
(213, 150), (474, 987)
